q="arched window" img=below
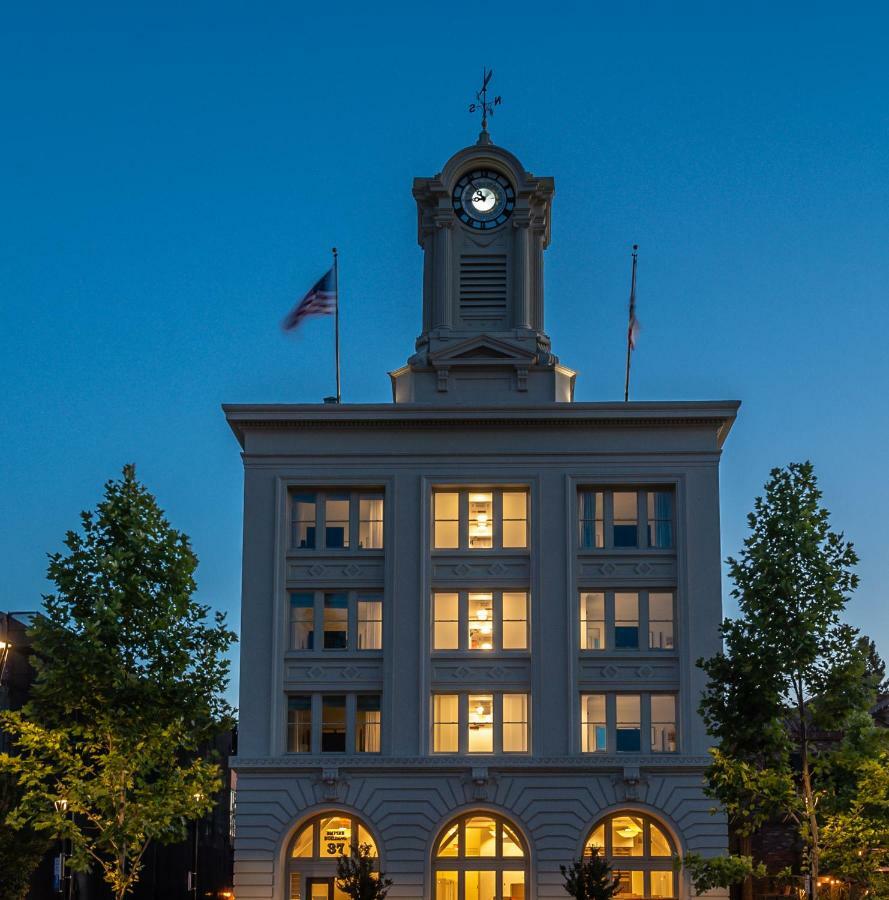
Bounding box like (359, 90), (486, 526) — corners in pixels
(585, 812), (677, 900)
(288, 813), (378, 900)
(433, 813), (528, 900)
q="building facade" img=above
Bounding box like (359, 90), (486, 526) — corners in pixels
(225, 130), (739, 900)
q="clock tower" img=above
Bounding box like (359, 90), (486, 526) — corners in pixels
(390, 133), (576, 404)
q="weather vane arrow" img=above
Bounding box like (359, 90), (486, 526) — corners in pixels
(468, 67), (502, 142)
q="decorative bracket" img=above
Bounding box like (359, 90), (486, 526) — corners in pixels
(319, 767), (346, 801)
(613, 765), (646, 802)
(467, 766), (497, 801)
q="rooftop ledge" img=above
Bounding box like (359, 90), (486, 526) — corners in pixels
(223, 400), (740, 449)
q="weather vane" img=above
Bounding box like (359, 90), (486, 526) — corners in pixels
(468, 67), (502, 135)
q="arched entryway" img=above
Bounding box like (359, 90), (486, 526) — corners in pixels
(287, 812), (379, 900)
(433, 812), (528, 900)
(584, 812), (677, 899)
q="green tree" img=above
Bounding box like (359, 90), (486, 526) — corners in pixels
(0, 465), (236, 900)
(0, 770), (50, 900)
(335, 842), (393, 900)
(697, 462), (883, 900)
(560, 848), (620, 900)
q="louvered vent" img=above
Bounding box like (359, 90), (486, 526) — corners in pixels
(459, 254), (507, 323)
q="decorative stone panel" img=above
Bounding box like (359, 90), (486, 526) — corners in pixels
(286, 555), (384, 585)
(432, 658), (531, 685)
(432, 554), (530, 583)
(577, 555), (676, 586)
(284, 659), (383, 687)
(578, 656), (679, 686)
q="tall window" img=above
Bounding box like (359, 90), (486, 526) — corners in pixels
(578, 591), (675, 653)
(433, 813), (528, 900)
(616, 695), (641, 752)
(287, 694), (382, 754)
(650, 695), (677, 752)
(433, 488), (529, 550)
(580, 694), (678, 753)
(290, 490), (385, 550)
(584, 813), (676, 899)
(581, 694), (606, 752)
(578, 488), (675, 550)
(433, 590), (529, 651)
(432, 693), (530, 754)
(289, 591), (383, 652)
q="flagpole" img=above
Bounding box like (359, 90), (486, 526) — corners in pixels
(623, 244), (638, 403)
(333, 247), (341, 403)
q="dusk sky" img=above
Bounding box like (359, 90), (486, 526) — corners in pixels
(3, 2), (887, 701)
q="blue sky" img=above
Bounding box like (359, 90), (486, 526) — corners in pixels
(2, 2), (888, 702)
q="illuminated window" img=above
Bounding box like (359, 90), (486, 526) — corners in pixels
(578, 591), (675, 653)
(581, 694), (606, 752)
(434, 814), (528, 900)
(432, 693), (530, 754)
(290, 592), (314, 650)
(578, 488), (674, 550)
(433, 488), (529, 551)
(584, 814), (676, 899)
(616, 695), (641, 752)
(289, 489), (385, 550)
(289, 812), (378, 860)
(356, 695), (381, 753)
(433, 590), (529, 652)
(287, 694), (382, 754)
(650, 695), (676, 753)
(357, 595), (382, 650)
(289, 591), (383, 653)
(323, 593), (348, 649)
(287, 696), (311, 753)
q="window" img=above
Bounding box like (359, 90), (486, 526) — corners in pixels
(433, 590), (529, 652)
(584, 813), (676, 899)
(648, 593), (674, 650)
(433, 814), (528, 900)
(288, 591), (383, 652)
(581, 694), (606, 752)
(432, 693), (530, 754)
(286, 694), (382, 753)
(580, 694), (678, 753)
(650, 695), (676, 753)
(578, 488), (674, 550)
(290, 490), (384, 550)
(578, 591), (675, 653)
(288, 812), (379, 889)
(433, 488), (529, 551)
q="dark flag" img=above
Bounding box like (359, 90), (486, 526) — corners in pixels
(281, 266), (337, 331)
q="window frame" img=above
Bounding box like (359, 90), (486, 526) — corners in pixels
(288, 589), (384, 653)
(578, 693), (679, 754)
(432, 487), (530, 552)
(432, 589), (530, 653)
(577, 487), (676, 551)
(289, 489), (385, 551)
(578, 590), (676, 653)
(431, 692), (531, 755)
(286, 692), (383, 754)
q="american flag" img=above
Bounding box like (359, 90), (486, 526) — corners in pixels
(281, 266), (337, 331)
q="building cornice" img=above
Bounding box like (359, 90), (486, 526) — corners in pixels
(222, 401), (740, 449)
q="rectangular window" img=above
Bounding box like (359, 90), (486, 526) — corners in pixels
(578, 490), (604, 549)
(647, 491), (674, 548)
(501, 491), (528, 548)
(650, 694), (677, 753)
(612, 492), (638, 547)
(502, 872), (525, 900)
(432, 694), (459, 752)
(465, 872), (496, 900)
(468, 592), (494, 650)
(357, 594), (382, 650)
(433, 590), (530, 652)
(648, 592), (674, 650)
(436, 872), (458, 900)
(356, 695), (381, 753)
(291, 493), (317, 549)
(289, 592), (314, 650)
(321, 695), (346, 752)
(501, 592), (528, 650)
(581, 694), (607, 752)
(502, 693), (528, 752)
(580, 592), (605, 650)
(325, 494), (350, 549)
(290, 489), (385, 551)
(616, 695), (641, 752)
(433, 592), (460, 650)
(615, 871), (645, 898)
(323, 593), (348, 649)
(359, 494), (384, 549)
(614, 593), (639, 649)
(468, 694), (494, 752)
(433, 488), (530, 551)
(287, 695), (312, 753)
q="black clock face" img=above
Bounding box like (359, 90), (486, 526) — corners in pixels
(452, 169), (515, 230)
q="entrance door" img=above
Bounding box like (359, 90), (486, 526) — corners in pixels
(306, 878), (333, 900)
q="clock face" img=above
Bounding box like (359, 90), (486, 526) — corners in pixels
(453, 169), (515, 229)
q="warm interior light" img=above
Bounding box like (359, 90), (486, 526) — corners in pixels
(475, 705), (486, 716)
(617, 824), (642, 839)
(476, 609), (488, 621)
(480, 623), (492, 635)
(481, 642), (492, 650)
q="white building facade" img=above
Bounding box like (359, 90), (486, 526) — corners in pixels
(225, 131), (738, 900)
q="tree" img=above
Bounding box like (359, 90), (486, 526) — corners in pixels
(0, 770), (49, 900)
(0, 465), (236, 900)
(697, 462), (884, 900)
(560, 848), (620, 900)
(335, 842), (393, 900)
